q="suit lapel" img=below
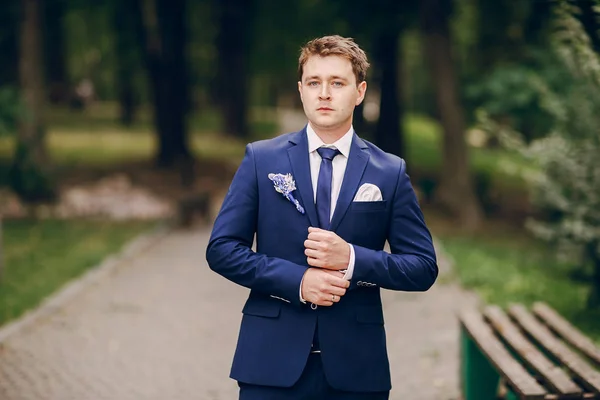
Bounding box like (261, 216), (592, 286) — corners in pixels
(330, 134), (370, 232)
(287, 128), (319, 227)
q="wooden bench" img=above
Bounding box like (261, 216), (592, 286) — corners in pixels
(459, 302), (600, 399)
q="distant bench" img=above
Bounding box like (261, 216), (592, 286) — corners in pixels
(459, 302), (600, 399)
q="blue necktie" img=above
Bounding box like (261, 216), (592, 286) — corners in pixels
(316, 147), (341, 230)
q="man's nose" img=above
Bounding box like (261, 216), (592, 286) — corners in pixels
(319, 85), (331, 100)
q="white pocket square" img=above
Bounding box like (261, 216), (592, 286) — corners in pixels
(353, 183), (383, 202)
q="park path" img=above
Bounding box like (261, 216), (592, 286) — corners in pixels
(0, 223), (478, 400)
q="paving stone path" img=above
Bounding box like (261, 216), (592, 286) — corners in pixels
(0, 224), (478, 400)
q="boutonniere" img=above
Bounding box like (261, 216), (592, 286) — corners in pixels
(268, 173), (305, 214)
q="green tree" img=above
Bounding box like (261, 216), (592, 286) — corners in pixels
(213, 0), (255, 139)
(482, 0), (600, 308)
(111, 0), (141, 126)
(133, 0), (192, 168)
(420, 0), (483, 230)
(0, 0), (20, 88)
(43, 0), (70, 103)
(9, 0), (56, 203)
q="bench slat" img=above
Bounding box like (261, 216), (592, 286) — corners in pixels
(533, 302), (600, 368)
(460, 310), (547, 399)
(484, 305), (582, 397)
(509, 304), (600, 394)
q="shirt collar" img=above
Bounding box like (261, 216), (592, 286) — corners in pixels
(306, 123), (354, 158)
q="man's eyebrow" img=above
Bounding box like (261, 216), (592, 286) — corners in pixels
(303, 75), (349, 81)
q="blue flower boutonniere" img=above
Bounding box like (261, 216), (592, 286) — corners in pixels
(268, 173), (305, 214)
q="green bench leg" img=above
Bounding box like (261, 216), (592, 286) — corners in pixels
(505, 391), (520, 400)
(461, 327), (502, 399)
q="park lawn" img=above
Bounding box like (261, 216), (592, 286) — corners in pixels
(405, 115), (528, 191)
(429, 217), (600, 343)
(0, 219), (154, 326)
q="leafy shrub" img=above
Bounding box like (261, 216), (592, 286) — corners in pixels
(479, 0), (600, 308)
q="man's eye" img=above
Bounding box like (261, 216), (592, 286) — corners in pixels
(332, 82), (344, 87)
(308, 81), (319, 87)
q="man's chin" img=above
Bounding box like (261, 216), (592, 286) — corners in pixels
(309, 117), (340, 130)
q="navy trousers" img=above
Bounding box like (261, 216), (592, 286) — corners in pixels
(238, 354), (390, 400)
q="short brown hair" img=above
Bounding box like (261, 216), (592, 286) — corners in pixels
(298, 35), (370, 84)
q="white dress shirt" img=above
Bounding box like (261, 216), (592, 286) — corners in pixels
(300, 123), (356, 302)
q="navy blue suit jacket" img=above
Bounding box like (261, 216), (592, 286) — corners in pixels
(206, 127), (438, 393)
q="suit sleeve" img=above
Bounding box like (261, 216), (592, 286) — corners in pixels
(205, 144), (309, 305)
(350, 159), (438, 291)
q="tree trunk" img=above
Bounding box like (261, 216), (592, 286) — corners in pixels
(113, 0), (139, 126)
(43, 0), (69, 103)
(10, 0), (55, 203)
(134, 0), (191, 168)
(214, 0), (252, 139)
(373, 30), (405, 159)
(0, 0), (20, 87)
(420, 0), (483, 230)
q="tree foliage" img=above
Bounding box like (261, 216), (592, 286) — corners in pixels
(480, 0), (600, 307)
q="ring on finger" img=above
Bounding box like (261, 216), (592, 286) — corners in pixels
(331, 294), (336, 301)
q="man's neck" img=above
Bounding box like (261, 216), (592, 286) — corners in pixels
(309, 122), (352, 145)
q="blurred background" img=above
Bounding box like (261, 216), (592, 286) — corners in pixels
(0, 0), (599, 340)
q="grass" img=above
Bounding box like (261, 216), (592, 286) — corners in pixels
(0, 219), (154, 326)
(404, 115), (528, 191)
(0, 104), (264, 168)
(429, 216), (600, 343)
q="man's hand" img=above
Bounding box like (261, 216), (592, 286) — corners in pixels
(304, 227), (350, 271)
(301, 268), (349, 306)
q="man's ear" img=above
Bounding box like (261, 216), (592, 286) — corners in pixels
(298, 81), (303, 103)
(356, 81), (367, 106)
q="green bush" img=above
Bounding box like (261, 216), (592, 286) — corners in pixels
(479, 0), (600, 308)
(465, 63), (557, 143)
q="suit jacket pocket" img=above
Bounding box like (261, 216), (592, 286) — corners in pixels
(351, 200), (387, 212)
(355, 306), (385, 325)
(242, 300), (281, 318)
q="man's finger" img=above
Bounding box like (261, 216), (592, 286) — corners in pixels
(307, 257), (323, 268)
(304, 239), (321, 250)
(304, 248), (320, 258)
(307, 231), (330, 241)
(327, 274), (350, 288)
(328, 286), (346, 297)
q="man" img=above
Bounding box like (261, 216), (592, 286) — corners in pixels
(206, 35), (438, 399)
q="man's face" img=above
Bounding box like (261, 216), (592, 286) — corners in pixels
(298, 55), (366, 133)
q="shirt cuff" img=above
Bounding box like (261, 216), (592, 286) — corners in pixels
(299, 275), (307, 303)
(342, 244), (355, 281)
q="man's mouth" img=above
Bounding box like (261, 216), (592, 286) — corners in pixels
(317, 107), (333, 111)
